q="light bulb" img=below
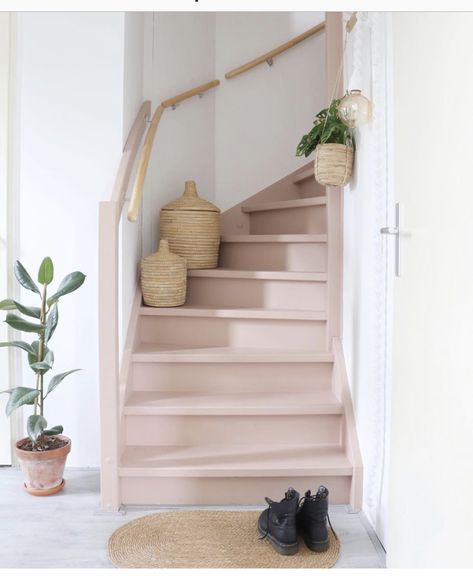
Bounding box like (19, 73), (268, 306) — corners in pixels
(337, 90), (372, 128)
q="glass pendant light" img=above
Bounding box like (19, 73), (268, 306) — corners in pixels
(337, 89), (372, 128)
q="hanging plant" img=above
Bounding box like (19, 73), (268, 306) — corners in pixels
(296, 97), (355, 187)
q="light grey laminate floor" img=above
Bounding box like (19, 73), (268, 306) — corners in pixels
(0, 467), (385, 568)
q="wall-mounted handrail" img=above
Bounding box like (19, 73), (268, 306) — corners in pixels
(127, 79), (220, 222)
(127, 104), (165, 222)
(111, 101), (151, 210)
(225, 21), (325, 80)
(162, 79), (220, 108)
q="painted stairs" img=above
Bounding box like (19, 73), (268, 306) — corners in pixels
(118, 162), (363, 508)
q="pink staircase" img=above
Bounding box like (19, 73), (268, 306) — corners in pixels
(117, 161), (362, 508)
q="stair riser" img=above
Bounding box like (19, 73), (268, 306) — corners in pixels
(187, 277), (327, 310)
(120, 475), (352, 505)
(140, 317), (327, 350)
(124, 415), (342, 446)
(132, 362), (333, 392)
(298, 178), (326, 198)
(219, 242), (327, 272)
(249, 206), (326, 235)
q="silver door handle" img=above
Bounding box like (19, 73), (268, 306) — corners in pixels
(380, 227), (399, 236)
(380, 202), (401, 277)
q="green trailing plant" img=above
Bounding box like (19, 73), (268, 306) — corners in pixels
(0, 258), (85, 449)
(296, 97), (354, 158)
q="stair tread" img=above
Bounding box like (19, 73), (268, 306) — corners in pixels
(132, 344), (335, 363)
(188, 269), (327, 281)
(119, 444), (352, 477)
(221, 234), (327, 243)
(242, 196), (327, 214)
(124, 390), (343, 415)
(139, 305), (327, 321)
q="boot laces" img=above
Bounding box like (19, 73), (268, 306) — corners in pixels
(298, 487), (338, 541)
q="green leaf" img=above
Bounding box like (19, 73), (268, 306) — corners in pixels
(296, 96), (355, 157)
(28, 341), (52, 368)
(27, 415), (47, 443)
(47, 272), (86, 306)
(2, 300), (40, 319)
(38, 257), (54, 286)
(0, 299), (40, 318)
(0, 341), (36, 356)
(28, 340), (41, 366)
(14, 261), (40, 294)
(14, 302), (41, 319)
(5, 313), (45, 334)
(43, 425), (63, 436)
(46, 369), (80, 397)
(30, 349), (54, 372)
(44, 304), (58, 343)
(5, 387), (39, 416)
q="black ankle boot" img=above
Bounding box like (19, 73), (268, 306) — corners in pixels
(297, 486), (336, 552)
(258, 488), (300, 555)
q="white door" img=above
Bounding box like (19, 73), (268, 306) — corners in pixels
(0, 13), (12, 465)
(387, 13), (473, 567)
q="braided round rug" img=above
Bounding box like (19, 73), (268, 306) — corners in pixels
(108, 510), (340, 568)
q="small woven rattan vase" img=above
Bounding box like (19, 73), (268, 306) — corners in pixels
(314, 143), (354, 187)
(159, 181), (220, 269)
(140, 239), (187, 307)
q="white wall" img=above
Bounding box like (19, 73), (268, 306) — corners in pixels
(120, 13), (145, 349)
(388, 13), (473, 567)
(342, 12), (392, 545)
(142, 12), (326, 253)
(15, 12), (128, 466)
(142, 12), (216, 256)
(0, 13), (12, 465)
(215, 12), (325, 211)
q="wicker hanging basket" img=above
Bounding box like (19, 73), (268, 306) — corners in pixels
(159, 181), (221, 269)
(140, 239), (187, 307)
(314, 143), (354, 187)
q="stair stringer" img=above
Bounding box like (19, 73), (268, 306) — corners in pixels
(115, 287), (142, 505)
(332, 338), (363, 511)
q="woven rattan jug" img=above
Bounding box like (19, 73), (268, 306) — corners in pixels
(140, 239), (187, 307)
(159, 181), (220, 269)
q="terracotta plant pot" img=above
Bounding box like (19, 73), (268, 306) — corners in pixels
(15, 435), (71, 496)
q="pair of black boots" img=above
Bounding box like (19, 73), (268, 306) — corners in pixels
(257, 486), (335, 556)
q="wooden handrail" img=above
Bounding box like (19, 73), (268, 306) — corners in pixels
(162, 79), (220, 108)
(127, 79), (220, 222)
(225, 22), (325, 80)
(127, 104), (165, 222)
(111, 101), (151, 210)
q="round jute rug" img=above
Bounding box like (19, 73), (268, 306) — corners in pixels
(108, 510), (340, 568)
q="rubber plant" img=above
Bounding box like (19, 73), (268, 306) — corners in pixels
(296, 97), (355, 187)
(0, 258), (85, 495)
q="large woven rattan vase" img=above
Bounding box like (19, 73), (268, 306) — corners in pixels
(314, 143), (354, 187)
(159, 181), (221, 269)
(140, 239), (187, 307)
